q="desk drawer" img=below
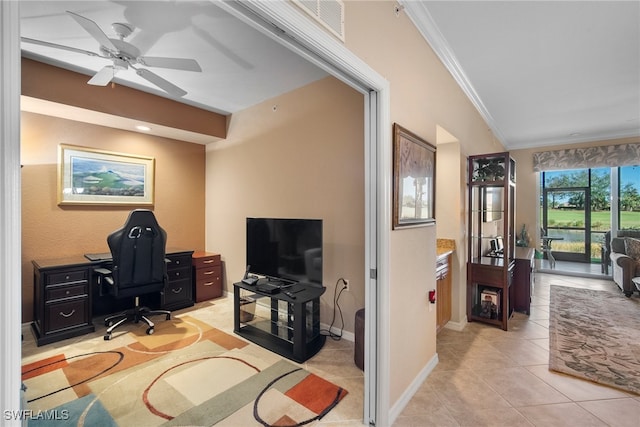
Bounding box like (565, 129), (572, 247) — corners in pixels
(167, 254), (192, 271)
(164, 279), (192, 306)
(46, 283), (87, 301)
(46, 298), (88, 333)
(167, 266), (190, 282)
(193, 254), (220, 269)
(47, 270), (88, 285)
(195, 265), (222, 282)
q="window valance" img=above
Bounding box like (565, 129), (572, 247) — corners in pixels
(533, 143), (640, 172)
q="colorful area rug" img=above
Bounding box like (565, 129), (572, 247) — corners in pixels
(22, 315), (347, 426)
(549, 285), (640, 395)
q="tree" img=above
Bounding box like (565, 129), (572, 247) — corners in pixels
(620, 183), (640, 211)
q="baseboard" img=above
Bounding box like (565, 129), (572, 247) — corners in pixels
(389, 352), (439, 425)
(320, 322), (354, 342)
(444, 317), (467, 332)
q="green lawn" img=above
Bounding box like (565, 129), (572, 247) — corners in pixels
(546, 209), (640, 231)
(544, 208), (640, 260)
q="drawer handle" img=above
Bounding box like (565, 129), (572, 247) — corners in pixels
(65, 275), (70, 280)
(172, 287), (182, 294)
(175, 272), (180, 277)
(203, 259), (214, 264)
(203, 271), (214, 275)
(59, 309), (76, 318)
(203, 282), (214, 286)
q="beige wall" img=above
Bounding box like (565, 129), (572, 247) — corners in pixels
(342, 1), (504, 407)
(21, 112), (206, 322)
(511, 136), (639, 250)
(204, 76), (365, 332)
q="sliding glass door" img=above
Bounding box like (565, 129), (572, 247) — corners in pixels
(541, 168), (611, 264)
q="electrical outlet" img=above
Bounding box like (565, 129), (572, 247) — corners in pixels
(343, 279), (350, 291)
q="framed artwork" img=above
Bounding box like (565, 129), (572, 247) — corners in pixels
(58, 144), (155, 206)
(392, 123), (436, 228)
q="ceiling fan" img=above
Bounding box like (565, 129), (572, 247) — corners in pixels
(21, 11), (202, 97)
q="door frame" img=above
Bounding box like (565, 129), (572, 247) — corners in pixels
(1, 1), (393, 425)
(542, 185), (592, 263)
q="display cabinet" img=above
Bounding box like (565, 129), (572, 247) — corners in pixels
(467, 152), (516, 330)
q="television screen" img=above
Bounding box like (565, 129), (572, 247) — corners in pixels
(246, 218), (323, 285)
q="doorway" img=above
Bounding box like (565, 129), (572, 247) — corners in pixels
(542, 187), (591, 262)
(2, 1), (390, 425)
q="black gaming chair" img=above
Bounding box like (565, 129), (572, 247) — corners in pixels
(95, 210), (171, 340)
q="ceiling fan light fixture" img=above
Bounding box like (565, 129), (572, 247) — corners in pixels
(111, 22), (134, 39)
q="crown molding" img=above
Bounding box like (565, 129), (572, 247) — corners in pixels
(400, 1), (508, 147)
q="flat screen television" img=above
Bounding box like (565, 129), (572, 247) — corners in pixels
(246, 218), (323, 286)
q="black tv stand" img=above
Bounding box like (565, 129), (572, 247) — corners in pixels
(233, 281), (326, 363)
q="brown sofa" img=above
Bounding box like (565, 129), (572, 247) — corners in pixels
(610, 230), (640, 297)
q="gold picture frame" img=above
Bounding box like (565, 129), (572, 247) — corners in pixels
(392, 123), (436, 228)
(58, 144), (155, 206)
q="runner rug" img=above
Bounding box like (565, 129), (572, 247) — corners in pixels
(22, 315), (347, 426)
(549, 285), (640, 395)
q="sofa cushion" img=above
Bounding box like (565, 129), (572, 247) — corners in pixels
(624, 237), (640, 275)
(611, 237), (627, 254)
(625, 237), (640, 259)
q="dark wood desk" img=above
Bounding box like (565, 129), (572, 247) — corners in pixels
(233, 280), (326, 363)
(31, 248), (193, 346)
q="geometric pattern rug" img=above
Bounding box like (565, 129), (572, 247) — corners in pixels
(549, 285), (640, 395)
(22, 314), (347, 426)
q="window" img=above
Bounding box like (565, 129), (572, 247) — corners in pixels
(619, 165), (640, 230)
(540, 165), (640, 264)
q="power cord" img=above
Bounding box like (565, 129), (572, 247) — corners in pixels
(321, 277), (347, 340)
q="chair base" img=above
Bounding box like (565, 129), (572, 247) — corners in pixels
(104, 302), (171, 340)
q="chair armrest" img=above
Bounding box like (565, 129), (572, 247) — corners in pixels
(611, 252), (633, 268)
(94, 267), (114, 287)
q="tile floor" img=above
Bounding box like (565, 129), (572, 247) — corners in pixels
(22, 272), (640, 426)
(394, 273), (640, 427)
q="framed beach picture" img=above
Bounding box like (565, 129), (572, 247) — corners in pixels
(58, 144), (155, 206)
(392, 123), (436, 228)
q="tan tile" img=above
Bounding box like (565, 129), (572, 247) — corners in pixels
(445, 405), (534, 427)
(529, 338), (549, 351)
(518, 402), (607, 426)
(392, 406), (459, 426)
(479, 367), (571, 407)
(526, 365), (632, 401)
(487, 338), (549, 366)
(579, 398), (640, 427)
(426, 369), (512, 409)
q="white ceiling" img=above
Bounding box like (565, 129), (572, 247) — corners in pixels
(20, 1), (640, 150)
(405, 1), (640, 149)
(19, 1), (328, 116)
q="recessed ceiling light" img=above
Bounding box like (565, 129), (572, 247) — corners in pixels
(135, 125), (151, 132)
(569, 132), (581, 137)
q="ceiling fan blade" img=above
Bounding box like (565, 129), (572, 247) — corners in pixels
(135, 68), (187, 97)
(67, 11), (118, 52)
(138, 56), (202, 72)
(21, 37), (101, 57)
(88, 66), (116, 86)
